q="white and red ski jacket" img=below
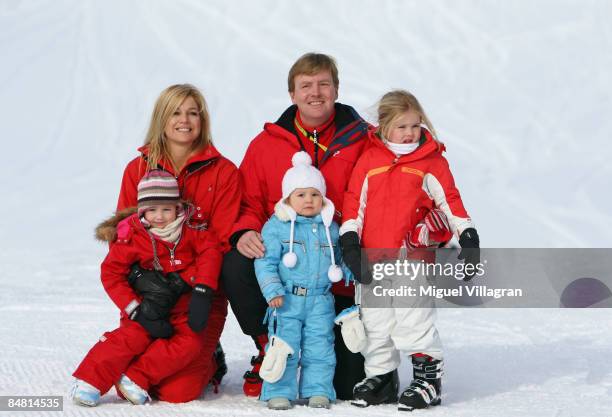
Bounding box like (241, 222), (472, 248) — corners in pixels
(340, 129), (475, 249)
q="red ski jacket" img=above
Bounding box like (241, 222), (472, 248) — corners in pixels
(117, 144), (240, 251)
(232, 103), (371, 297)
(341, 129), (475, 249)
(99, 211), (223, 318)
(233, 103), (370, 234)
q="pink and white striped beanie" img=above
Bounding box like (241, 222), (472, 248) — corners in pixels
(137, 169), (180, 215)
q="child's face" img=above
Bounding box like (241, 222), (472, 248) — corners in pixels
(387, 110), (422, 144)
(288, 187), (323, 217)
(144, 203), (178, 228)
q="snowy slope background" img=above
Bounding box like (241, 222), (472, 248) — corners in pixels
(1, 0), (611, 416)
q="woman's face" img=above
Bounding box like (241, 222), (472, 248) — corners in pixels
(386, 110), (421, 144)
(164, 96), (201, 147)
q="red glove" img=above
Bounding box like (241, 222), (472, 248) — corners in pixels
(406, 209), (453, 249)
(406, 222), (430, 249)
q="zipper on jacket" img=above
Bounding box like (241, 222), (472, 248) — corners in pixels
(319, 243), (337, 249)
(282, 240), (306, 253)
(313, 129), (319, 168)
(168, 236), (181, 266)
(313, 222), (321, 289)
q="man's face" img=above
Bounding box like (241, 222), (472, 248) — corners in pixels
(290, 70), (338, 127)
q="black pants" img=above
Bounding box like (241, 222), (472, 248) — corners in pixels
(221, 248), (365, 400)
(221, 248), (268, 336)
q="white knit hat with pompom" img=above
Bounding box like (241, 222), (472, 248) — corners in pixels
(281, 151), (327, 200)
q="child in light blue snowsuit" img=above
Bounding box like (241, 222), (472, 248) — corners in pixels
(254, 152), (352, 410)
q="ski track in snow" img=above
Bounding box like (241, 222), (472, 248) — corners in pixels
(1, 1), (612, 416)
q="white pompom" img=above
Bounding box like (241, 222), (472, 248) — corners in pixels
(282, 252), (297, 268)
(328, 264), (343, 283)
(292, 151), (312, 167)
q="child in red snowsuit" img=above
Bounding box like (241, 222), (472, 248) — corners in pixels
(71, 170), (223, 406)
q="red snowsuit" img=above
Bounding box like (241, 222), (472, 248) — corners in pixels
(232, 103), (371, 297)
(73, 211), (225, 402)
(107, 144), (239, 402)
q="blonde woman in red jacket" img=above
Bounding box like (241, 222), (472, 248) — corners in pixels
(340, 90), (480, 411)
(114, 84), (240, 402)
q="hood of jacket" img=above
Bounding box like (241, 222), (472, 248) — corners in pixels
(273, 198), (335, 227)
(95, 203), (194, 242)
(271, 197), (343, 283)
(95, 207), (138, 242)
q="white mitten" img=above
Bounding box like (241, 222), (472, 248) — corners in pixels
(334, 305), (366, 353)
(259, 335), (295, 383)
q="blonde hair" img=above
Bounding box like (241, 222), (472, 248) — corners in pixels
(143, 84), (212, 171)
(288, 53), (339, 93)
(377, 90), (438, 141)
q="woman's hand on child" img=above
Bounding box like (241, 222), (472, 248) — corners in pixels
(269, 296), (284, 308)
(237, 230), (266, 259)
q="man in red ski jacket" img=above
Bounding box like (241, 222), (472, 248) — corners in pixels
(221, 52), (370, 400)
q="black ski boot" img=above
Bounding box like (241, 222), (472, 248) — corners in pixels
(398, 355), (443, 411)
(351, 369), (399, 407)
(210, 343), (228, 392)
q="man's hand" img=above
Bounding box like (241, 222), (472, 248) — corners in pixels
(236, 230), (266, 259)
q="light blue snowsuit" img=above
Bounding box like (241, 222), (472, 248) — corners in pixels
(255, 205), (352, 401)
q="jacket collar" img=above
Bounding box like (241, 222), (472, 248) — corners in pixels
(137, 144), (220, 174)
(368, 128), (445, 162)
(263, 103), (370, 162)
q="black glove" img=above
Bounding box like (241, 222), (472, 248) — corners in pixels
(340, 231), (361, 282)
(458, 228), (480, 281)
(131, 301), (173, 339)
(128, 264), (188, 318)
(188, 284), (214, 332)
(340, 232), (371, 284)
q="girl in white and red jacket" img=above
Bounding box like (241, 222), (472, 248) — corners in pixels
(339, 90), (480, 411)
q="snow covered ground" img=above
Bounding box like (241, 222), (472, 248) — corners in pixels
(1, 1), (611, 416)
